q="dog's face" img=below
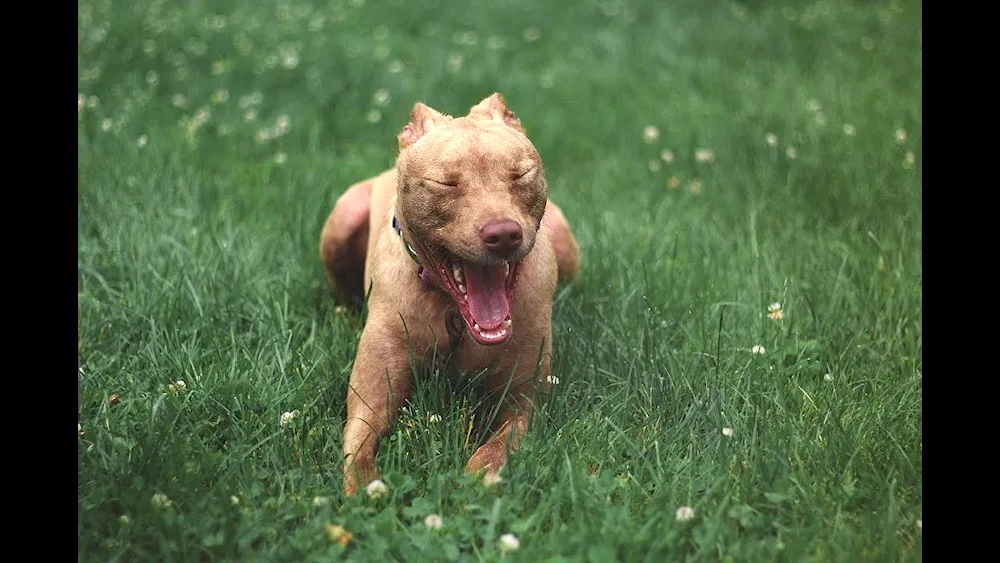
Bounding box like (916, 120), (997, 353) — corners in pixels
(395, 93), (548, 346)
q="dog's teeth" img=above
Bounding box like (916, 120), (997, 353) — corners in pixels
(504, 261), (510, 277)
(458, 283), (466, 294)
(452, 266), (464, 283)
(473, 323), (480, 331)
(502, 319), (512, 328)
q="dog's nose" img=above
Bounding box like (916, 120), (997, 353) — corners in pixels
(480, 219), (523, 257)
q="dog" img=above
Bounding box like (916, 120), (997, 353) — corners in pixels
(320, 93), (580, 495)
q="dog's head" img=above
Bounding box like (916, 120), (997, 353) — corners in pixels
(394, 93), (547, 346)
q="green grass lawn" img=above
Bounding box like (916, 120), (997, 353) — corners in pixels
(77, 0), (922, 560)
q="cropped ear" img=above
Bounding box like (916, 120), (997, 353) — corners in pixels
(469, 92), (525, 133)
(398, 103), (452, 150)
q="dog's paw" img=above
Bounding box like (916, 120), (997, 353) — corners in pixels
(342, 455), (380, 497)
(465, 441), (508, 477)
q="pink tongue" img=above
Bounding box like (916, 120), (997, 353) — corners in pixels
(462, 262), (509, 329)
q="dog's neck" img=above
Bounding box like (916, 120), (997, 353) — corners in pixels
(390, 213), (437, 287)
(390, 214), (422, 265)
(390, 210), (466, 348)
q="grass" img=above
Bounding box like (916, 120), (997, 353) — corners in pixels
(77, 0), (922, 560)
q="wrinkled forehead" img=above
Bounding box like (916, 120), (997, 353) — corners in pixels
(402, 118), (539, 175)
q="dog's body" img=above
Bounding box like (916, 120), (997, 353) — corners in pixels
(320, 94), (579, 495)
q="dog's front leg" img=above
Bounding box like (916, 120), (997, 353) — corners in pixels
(342, 324), (413, 496)
(465, 334), (552, 479)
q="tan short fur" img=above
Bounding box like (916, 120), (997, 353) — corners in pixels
(320, 93), (579, 495)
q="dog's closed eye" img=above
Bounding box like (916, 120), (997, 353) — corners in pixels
(512, 167), (537, 181)
(425, 178), (459, 187)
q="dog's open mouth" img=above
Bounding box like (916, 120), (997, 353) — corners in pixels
(427, 251), (519, 346)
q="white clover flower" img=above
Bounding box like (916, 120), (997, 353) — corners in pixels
(694, 148), (715, 163)
(452, 30), (478, 46)
(660, 149), (674, 163)
(843, 124), (856, 136)
(428, 413), (442, 423)
(805, 99), (821, 113)
(768, 302), (784, 320)
(424, 513), (443, 530)
(367, 109), (382, 123)
(281, 50), (300, 69)
(547, 375), (560, 385)
(499, 533), (520, 554)
(785, 146), (798, 160)
(151, 493), (172, 508)
(100, 118), (113, 132)
(648, 160), (661, 172)
(366, 479), (388, 499)
(325, 523), (352, 546)
(137, 135), (148, 149)
(642, 125), (660, 144)
(275, 115), (291, 135)
(675, 506), (695, 521)
(894, 128), (907, 144)
(903, 151), (915, 169)
(238, 93), (259, 109)
(824, 373), (834, 382)
(751, 345), (766, 355)
(78, 423), (84, 436)
(230, 495), (240, 505)
(167, 380), (186, 395)
(722, 427), (734, 437)
(274, 152), (288, 165)
(373, 89), (390, 106)
(313, 496), (330, 507)
(765, 133), (778, 147)
(483, 471), (503, 488)
(280, 410), (300, 426)
(192, 107), (211, 127)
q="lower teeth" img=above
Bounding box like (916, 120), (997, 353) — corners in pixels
(471, 320), (512, 335)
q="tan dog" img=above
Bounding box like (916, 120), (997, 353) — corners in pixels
(320, 93), (579, 495)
